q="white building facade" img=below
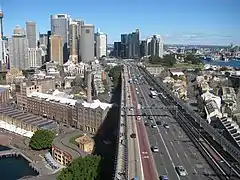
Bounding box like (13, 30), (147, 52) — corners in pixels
(28, 48), (42, 68)
(95, 30), (107, 58)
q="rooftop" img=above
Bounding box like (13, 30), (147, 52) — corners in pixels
(76, 134), (93, 145)
(28, 92), (112, 110)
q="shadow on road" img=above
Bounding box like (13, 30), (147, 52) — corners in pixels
(93, 80), (121, 180)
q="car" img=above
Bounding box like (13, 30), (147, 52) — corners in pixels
(129, 107), (133, 111)
(151, 146), (159, 153)
(142, 113), (146, 116)
(136, 116), (141, 120)
(156, 121), (161, 125)
(145, 122), (150, 126)
(159, 175), (169, 180)
(148, 116), (153, 120)
(151, 124), (157, 128)
(163, 123), (169, 129)
(175, 166), (187, 176)
(130, 133), (136, 138)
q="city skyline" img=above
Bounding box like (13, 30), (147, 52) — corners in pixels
(1, 0), (239, 45)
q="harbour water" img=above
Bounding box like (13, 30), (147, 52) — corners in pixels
(202, 59), (240, 68)
(0, 146), (38, 180)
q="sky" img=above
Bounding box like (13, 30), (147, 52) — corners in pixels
(1, 0), (240, 45)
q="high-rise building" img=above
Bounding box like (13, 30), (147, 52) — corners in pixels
(140, 40), (147, 57)
(120, 34), (128, 58)
(75, 20), (84, 61)
(50, 35), (63, 65)
(8, 26), (29, 70)
(113, 42), (121, 57)
(39, 33), (48, 47)
(149, 35), (164, 58)
(51, 14), (69, 62)
(80, 24), (95, 63)
(0, 9), (4, 70)
(28, 48), (42, 68)
(69, 21), (78, 61)
(95, 29), (107, 58)
(26, 21), (36, 48)
(128, 29), (140, 59)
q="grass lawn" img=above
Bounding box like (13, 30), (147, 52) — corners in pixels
(69, 134), (82, 146)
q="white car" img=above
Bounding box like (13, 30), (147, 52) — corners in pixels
(151, 146), (159, 153)
(163, 124), (169, 129)
(175, 166), (187, 176)
(151, 124), (157, 128)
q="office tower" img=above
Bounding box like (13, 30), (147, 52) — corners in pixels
(69, 21), (78, 63)
(26, 21), (36, 48)
(95, 29), (107, 58)
(50, 35), (63, 65)
(8, 26), (29, 70)
(75, 20), (84, 62)
(47, 31), (51, 61)
(51, 14), (69, 62)
(39, 33), (48, 47)
(28, 48), (42, 67)
(0, 9), (3, 69)
(140, 40), (147, 57)
(128, 29), (140, 59)
(121, 34), (128, 58)
(80, 24), (94, 63)
(113, 42), (121, 57)
(149, 35), (164, 58)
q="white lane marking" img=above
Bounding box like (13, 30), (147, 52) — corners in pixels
(170, 142), (173, 146)
(184, 152), (188, 158)
(194, 169), (197, 174)
(176, 153), (179, 158)
(138, 84), (181, 180)
(177, 141), (180, 145)
(165, 168), (168, 174)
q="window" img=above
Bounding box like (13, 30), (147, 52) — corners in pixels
(86, 29), (90, 34)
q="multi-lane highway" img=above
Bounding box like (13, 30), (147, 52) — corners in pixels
(129, 66), (222, 180)
(124, 67), (143, 180)
(127, 67), (159, 180)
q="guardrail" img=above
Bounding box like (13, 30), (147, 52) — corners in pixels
(140, 66), (240, 164)
(114, 66), (128, 180)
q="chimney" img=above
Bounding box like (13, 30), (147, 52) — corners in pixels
(87, 70), (92, 102)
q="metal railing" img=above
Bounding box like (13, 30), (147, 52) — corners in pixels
(140, 66), (240, 164)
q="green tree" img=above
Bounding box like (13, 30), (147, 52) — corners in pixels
(109, 65), (122, 87)
(29, 129), (55, 150)
(57, 155), (101, 180)
(162, 54), (176, 67)
(185, 54), (201, 64)
(149, 55), (162, 64)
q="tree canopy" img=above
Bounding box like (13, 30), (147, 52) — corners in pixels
(57, 155), (101, 180)
(109, 65), (122, 87)
(29, 129), (55, 150)
(185, 54), (202, 64)
(149, 55), (176, 67)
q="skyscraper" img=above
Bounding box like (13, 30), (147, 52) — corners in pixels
(69, 21), (78, 62)
(95, 29), (107, 58)
(80, 24), (95, 63)
(28, 48), (42, 68)
(149, 35), (164, 58)
(128, 29), (140, 59)
(0, 8), (3, 69)
(39, 33), (48, 47)
(8, 26), (29, 70)
(51, 14), (69, 62)
(50, 35), (63, 65)
(120, 34), (128, 58)
(26, 21), (36, 48)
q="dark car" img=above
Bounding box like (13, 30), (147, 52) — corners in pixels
(156, 121), (161, 125)
(148, 116), (153, 120)
(130, 133), (136, 138)
(145, 122), (150, 126)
